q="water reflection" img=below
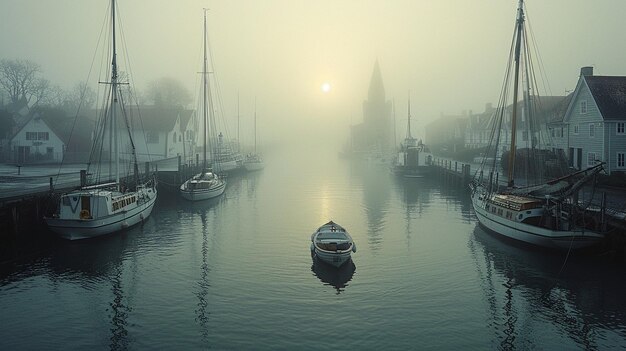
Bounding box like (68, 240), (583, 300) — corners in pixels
(47, 232), (139, 350)
(195, 207), (211, 344)
(310, 256), (356, 294)
(352, 163), (391, 251)
(470, 225), (626, 350)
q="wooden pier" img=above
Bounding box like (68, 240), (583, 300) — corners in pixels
(0, 156), (203, 236)
(431, 157), (473, 186)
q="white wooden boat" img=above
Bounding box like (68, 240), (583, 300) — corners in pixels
(180, 170), (225, 201)
(45, 0), (158, 240)
(180, 10), (226, 201)
(470, 0), (606, 250)
(310, 221), (356, 267)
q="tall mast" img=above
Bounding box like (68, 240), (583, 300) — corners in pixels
(237, 92), (240, 153)
(202, 9), (208, 170)
(507, 0), (524, 187)
(205, 9), (217, 172)
(254, 97), (257, 154)
(406, 92), (412, 140)
(111, 0), (119, 188)
(392, 98), (396, 147)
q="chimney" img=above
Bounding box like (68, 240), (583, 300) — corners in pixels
(580, 66), (594, 77)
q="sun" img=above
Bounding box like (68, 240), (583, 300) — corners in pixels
(321, 82), (331, 93)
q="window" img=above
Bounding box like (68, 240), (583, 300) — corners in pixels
(522, 131), (528, 141)
(173, 132), (177, 143)
(580, 100), (587, 114)
(26, 132), (37, 140)
(589, 123), (595, 137)
(587, 152), (597, 166)
(574, 124), (579, 135)
(38, 132), (49, 140)
(46, 147), (53, 154)
(179, 135), (182, 142)
(617, 122), (625, 135)
(618, 153), (625, 168)
(146, 131), (159, 144)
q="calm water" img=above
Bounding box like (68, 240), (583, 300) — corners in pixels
(1, 146), (625, 350)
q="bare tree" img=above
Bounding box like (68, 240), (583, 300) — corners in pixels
(62, 81), (97, 114)
(145, 77), (192, 108)
(0, 59), (50, 106)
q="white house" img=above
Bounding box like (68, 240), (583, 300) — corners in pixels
(131, 106), (196, 162)
(560, 67), (626, 174)
(10, 115), (64, 163)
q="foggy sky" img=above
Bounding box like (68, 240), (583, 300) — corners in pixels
(2, 0), (626, 147)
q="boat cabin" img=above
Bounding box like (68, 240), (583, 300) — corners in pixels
(58, 190), (138, 220)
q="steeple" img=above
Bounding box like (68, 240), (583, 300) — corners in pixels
(367, 60), (386, 103)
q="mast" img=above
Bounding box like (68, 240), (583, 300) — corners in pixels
(406, 92), (412, 140)
(393, 98), (396, 147)
(237, 92), (240, 153)
(205, 9), (217, 172)
(111, 0), (120, 188)
(254, 97), (257, 154)
(507, 0), (524, 187)
(202, 9), (208, 171)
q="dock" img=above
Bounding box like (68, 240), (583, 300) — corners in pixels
(0, 156), (204, 235)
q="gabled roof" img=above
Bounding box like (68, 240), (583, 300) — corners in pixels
(584, 75), (626, 120)
(126, 106), (192, 132)
(179, 109), (194, 130)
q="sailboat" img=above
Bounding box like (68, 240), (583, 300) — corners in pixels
(45, 0), (157, 240)
(392, 95), (432, 178)
(243, 99), (265, 172)
(469, 0), (606, 250)
(180, 9), (226, 201)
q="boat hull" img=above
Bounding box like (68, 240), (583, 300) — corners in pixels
(243, 161), (264, 172)
(310, 221), (356, 267)
(180, 181), (225, 201)
(215, 160), (242, 173)
(471, 191), (604, 250)
(312, 246), (353, 267)
(45, 190), (157, 240)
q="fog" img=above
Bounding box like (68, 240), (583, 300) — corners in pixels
(3, 0), (626, 150)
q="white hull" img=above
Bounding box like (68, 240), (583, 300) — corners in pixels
(312, 245), (353, 267)
(46, 189), (157, 240)
(180, 183), (225, 200)
(243, 161), (264, 172)
(215, 160), (241, 172)
(180, 171), (226, 201)
(310, 221), (356, 267)
(471, 191), (604, 250)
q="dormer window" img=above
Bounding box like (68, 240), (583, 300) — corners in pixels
(580, 100), (587, 114)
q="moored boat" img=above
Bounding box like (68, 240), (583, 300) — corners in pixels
(470, 0), (607, 250)
(180, 10), (226, 201)
(392, 96), (433, 177)
(45, 0), (158, 240)
(310, 221), (356, 267)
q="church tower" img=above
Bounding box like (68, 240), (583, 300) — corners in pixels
(361, 60), (392, 151)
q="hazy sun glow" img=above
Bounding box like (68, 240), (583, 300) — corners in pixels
(321, 82), (331, 93)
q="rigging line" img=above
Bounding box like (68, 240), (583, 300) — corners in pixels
(205, 22), (233, 142)
(114, 2), (155, 168)
(524, 5), (553, 97)
(51, 4), (109, 190)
